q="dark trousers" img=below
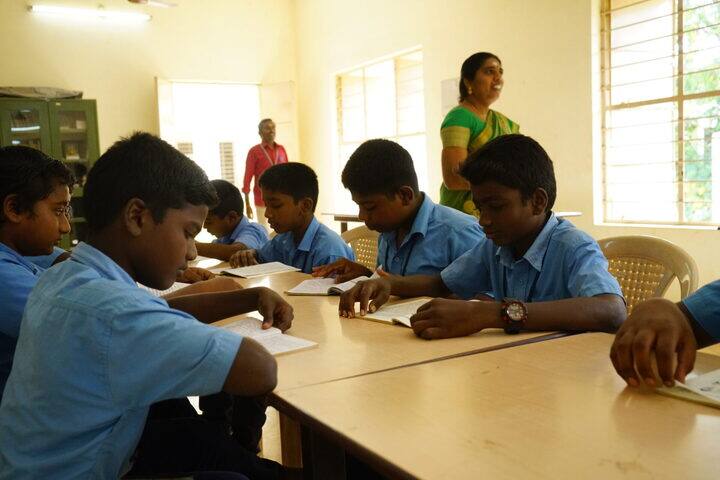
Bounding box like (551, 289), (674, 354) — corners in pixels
(124, 396), (282, 480)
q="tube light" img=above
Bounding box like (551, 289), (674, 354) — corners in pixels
(29, 5), (151, 24)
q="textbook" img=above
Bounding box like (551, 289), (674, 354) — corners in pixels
(138, 282), (191, 297)
(658, 368), (720, 409)
(221, 316), (317, 356)
(218, 262), (300, 278)
(360, 297), (433, 328)
(285, 276), (371, 296)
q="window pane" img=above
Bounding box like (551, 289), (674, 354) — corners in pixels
(339, 70), (366, 142)
(364, 60), (396, 138)
(395, 134), (428, 192)
(396, 52), (425, 135)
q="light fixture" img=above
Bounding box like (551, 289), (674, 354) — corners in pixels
(29, 4), (151, 24)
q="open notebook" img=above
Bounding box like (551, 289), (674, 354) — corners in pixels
(360, 297), (433, 328)
(215, 262), (300, 278)
(285, 276), (370, 296)
(658, 368), (720, 409)
(220, 316), (317, 356)
(137, 282), (191, 297)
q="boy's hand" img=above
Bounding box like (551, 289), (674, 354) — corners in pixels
(410, 299), (501, 340)
(256, 288), (294, 331)
(610, 298), (697, 388)
(339, 278), (392, 318)
(312, 258), (372, 283)
(229, 249), (258, 268)
(246, 204), (254, 219)
(177, 266), (215, 283)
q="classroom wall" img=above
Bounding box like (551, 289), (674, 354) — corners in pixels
(294, 0), (720, 290)
(0, 0), (297, 152)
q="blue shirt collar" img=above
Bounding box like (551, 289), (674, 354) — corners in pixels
(227, 216), (250, 242)
(0, 242), (42, 275)
(296, 217), (321, 252)
(70, 242), (137, 287)
(496, 214), (559, 271)
(381, 193), (432, 247)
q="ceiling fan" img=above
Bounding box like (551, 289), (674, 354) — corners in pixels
(127, 0), (178, 7)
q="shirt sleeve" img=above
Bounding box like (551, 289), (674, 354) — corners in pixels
(682, 280), (720, 341)
(440, 108), (478, 148)
(447, 223), (485, 261)
(0, 263), (38, 338)
(564, 240), (624, 298)
(440, 242), (492, 299)
(234, 225), (269, 251)
(255, 237), (278, 264)
(242, 149), (255, 194)
(106, 302), (243, 408)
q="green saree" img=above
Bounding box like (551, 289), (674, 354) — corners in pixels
(439, 107), (519, 216)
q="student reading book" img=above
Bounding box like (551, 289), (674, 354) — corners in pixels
(196, 179), (269, 261)
(229, 162), (355, 273)
(611, 280), (720, 388)
(0, 133), (292, 479)
(339, 134), (626, 339)
(312, 139), (484, 282)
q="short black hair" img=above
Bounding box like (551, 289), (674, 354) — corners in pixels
(83, 132), (218, 233)
(259, 162), (318, 212)
(342, 139), (419, 196)
(258, 118), (273, 132)
(0, 146), (74, 223)
(209, 179), (244, 218)
(460, 134), (556, 210)
(459, 52), (501, 101)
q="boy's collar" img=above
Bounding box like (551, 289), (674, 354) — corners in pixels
(295, 217), (320, 252)
(0, 241), (41, 274)
(70, 242), (136, 287)
(496, 213), (559, 271)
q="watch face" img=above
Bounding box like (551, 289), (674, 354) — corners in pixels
(506, 303), (525, 321)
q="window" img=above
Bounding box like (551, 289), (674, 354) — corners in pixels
(335, 50), (426, 210)
(600, 0), (720, 225)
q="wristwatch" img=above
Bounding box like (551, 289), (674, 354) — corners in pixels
(501, 298), (528, 334)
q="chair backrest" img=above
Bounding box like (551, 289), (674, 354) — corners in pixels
(597, 235), (699, 312)
(341, 225), (380, 271)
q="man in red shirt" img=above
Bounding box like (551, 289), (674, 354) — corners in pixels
(242, 118), (288, 229)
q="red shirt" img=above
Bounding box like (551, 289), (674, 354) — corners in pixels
(242, 142), (288, 206)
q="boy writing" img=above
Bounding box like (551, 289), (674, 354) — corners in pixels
(339, 134), (626, 339)
(0, 133), (290, 479)
(196, 179), (269, 261)
(230, 162), (355, 273)
(312, 139), (484, 282)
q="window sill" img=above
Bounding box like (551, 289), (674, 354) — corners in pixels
(597, 221), (720, 231)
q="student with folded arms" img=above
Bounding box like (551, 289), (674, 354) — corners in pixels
(0, 133), (292, 479)
(610, 283), (719, 388)
(196, 179), (269, 261)
(339, 134), (626, 339)
(230, 162), (354, 272)
(312, 139), (484, 282)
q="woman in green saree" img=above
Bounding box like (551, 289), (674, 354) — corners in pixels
(440, 52), (519, 216)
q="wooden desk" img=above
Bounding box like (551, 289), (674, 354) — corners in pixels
(275, 333), (720, 479)
(324, 211), (583, 233)
(217, 271), (563, 391)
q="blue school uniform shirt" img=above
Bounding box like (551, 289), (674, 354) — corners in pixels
(256, 217), (355, 273)
(25, 246), (66, 269)
(683, 280), (720, 341)
(213, 216), (269, 250)
(441, 214), (623, 301)
(0, 242), (242, 479)
(377, 193), (484, 276)
(0, 243), (48, 398)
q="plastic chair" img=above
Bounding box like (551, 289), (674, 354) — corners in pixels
(598, 235), (699, 312)
(341, 225), (379, 271)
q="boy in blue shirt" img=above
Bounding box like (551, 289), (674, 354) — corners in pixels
(611, 281), (719, 388)
(230, 162), (355, 273)
(0, 146), (73, 398)
(312, 139), (484, 282)
(0, 133), (291, 479)
(339, 134), (626, 338)
(196, 179), (269, 261)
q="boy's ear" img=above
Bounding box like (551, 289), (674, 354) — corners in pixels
(2, 194), (26, 223)
(225, 210), (240, 223)
(123, 198), (151, 237)
(299, 197), (314, 214)
(397, 186), (416, 206)
(530, 188), (549, 215)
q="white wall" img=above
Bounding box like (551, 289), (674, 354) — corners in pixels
(0, 0), (297, 152)
(294, 0), (720, 289)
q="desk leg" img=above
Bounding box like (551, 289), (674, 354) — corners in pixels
(279, 412), (303, 468)
(302, 426), (346, 480)
(340, 221), (348, 233)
